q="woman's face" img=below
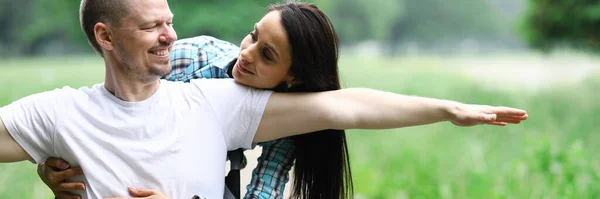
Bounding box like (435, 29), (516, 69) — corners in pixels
(232, 11), (295, 89)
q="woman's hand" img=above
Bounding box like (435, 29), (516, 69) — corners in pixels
(449, 103), (528, 127)
(37, 157), (85, 199)
(104, 187), (170, 199)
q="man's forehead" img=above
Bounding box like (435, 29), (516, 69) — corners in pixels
(124, 0), (173, 22)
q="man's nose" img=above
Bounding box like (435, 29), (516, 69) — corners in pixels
(159, 24), (177, 44)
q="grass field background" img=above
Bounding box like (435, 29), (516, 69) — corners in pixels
(0, 53), (598, 198)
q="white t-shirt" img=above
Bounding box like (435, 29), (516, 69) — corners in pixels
(0, 79), (272, 199)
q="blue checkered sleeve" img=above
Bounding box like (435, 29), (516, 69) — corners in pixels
(162, 35), (295, 199)
(163, 35), (239, 81)
(245, 139), (295, 199)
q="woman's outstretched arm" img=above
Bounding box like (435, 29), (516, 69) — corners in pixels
(255, 88), (527, 142)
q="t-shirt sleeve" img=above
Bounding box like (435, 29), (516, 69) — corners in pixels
(189, 79), (272, 150)
(0, 90), (60, 163)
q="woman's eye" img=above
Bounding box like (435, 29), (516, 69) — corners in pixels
(249, 32), (257, 42)
(263, 50), (273, 61)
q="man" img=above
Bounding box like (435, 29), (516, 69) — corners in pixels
(38, 35), (295, 199)
(0, 0), (527, 198)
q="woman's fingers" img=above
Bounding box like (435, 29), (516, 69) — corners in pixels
(486, 121), (508, 126)
(54, 168), (85, 183)
(128, 187), (158, 197)
(57, 182), (86, 192)
(55, 191), (82, 199)
(494, 118), (523, 124)
(496, 115), (528, 121)
(492, 107), (528, 117)
(43, 157), (71, 170)
(104, 187), (168, 199)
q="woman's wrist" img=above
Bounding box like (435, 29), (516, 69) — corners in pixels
(441, 100), (461, 122)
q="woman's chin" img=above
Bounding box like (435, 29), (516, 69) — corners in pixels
(232, 76), (252, 87)
(231, 71), (245, 83)
(233, 78), (245, 85)
(233, 78), (271, 89)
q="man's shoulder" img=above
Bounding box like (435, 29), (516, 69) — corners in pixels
(0, 83), (105, 117)
(65, 83), (106, 97)
(184, 79), (272, 102)
(177, 78), (239, 91)
(187, 78), (242, 88)
(19, 83), (102, 101)
(37, 83), (119, 106)
(173, 78), (256, 97)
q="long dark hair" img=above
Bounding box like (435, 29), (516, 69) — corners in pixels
(227, 1), (353, 198)
(270, 1), (353, 198)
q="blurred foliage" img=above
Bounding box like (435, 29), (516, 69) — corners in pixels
(327, 0), (502, 45)
(521, 0), (600, 53)
(0, 0), (510, 57)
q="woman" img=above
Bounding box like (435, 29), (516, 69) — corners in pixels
(229, 2), (354, 199)
(38, 1), (526, 199)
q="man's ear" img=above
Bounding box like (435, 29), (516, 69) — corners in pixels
(95, 23), (114, 51)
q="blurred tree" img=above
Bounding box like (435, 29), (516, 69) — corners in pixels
(324, 0), (401, 44)
(390, 0), (502, 55)
(20, 0), (82, 55)
(0, 0), (36, 56)
(521, 0), (600, 53)
(329, 0), (370, 44)
(168, 0), (276, 45)
(0, 0), (85, 56)
(325, 0), (502, 55)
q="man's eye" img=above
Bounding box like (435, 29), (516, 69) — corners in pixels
(142, 24), (157, 30)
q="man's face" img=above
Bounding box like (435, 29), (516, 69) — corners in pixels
(110, 0), (177, 79)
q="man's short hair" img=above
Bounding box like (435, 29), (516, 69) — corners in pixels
(79, 0), (132, 56)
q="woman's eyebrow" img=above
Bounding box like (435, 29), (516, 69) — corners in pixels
(254, 24), (281, 59)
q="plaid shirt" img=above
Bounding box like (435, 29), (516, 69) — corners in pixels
(163, 36), (294, 199)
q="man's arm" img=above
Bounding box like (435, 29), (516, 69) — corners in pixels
(0, 89), (60, 163)
(254, 88), (528, 142)
(0, 118), (32, 162)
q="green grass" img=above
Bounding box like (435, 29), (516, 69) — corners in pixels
(338, 56), (600, 198)
(0, 55), (598, 198)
